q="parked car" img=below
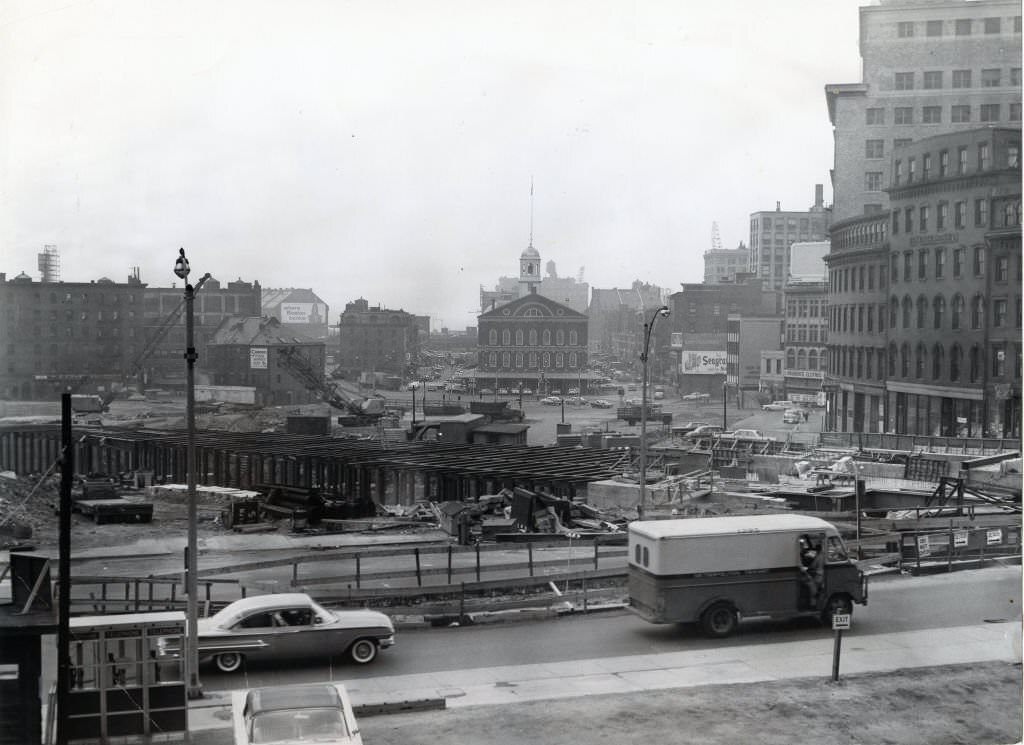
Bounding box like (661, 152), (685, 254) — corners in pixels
(682, 392), (711, 401)
(540, 396), (562, 405)
(550, 389), (562, 395)
(722, 428), (772, 441)
(673, 421), (709, 435)
(232, 683), (363, 745)
(567, 387), (580, 395)
(161, 593), (395, 673)
(497, 388), (510, 395)
(522, 388), (534, 395)
(563, 396), (586, 406)
(589, 399), (613, 409)
(783, 408), (809, 423)
(685, 424), (725, 440)
(652, 390), (665, 400)
(479, 388), (494, 396)
(762, 400), (794, 411)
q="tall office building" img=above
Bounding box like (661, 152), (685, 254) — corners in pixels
(823, 0), (1022, 435)
(748, 185), (831, 293)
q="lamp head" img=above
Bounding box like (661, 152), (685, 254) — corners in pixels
(658, 306), (670, 318)
(173, 248), (190, 280)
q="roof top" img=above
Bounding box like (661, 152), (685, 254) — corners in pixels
(631, 514), (835, 540)
(245, 684), (342, 714)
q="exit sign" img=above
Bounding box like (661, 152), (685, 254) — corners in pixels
(832, 613), (851, 630)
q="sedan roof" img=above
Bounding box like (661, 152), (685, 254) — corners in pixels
(246, 684), (341, 715)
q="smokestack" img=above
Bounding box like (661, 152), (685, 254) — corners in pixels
(776, 201), (781, 212)
(815, 184), (823, 208)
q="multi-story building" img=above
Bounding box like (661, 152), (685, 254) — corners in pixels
(703, 243), (750, 284)
(726, 314), (785, 409)
(587, 282), (666, 359)
(476, 291), (588, 394)
(782, 279), (829, 406)
(336, 298), (421, 383)
(0, 270), (146, 400)
(883, 127), (1021, 437)
(206, 316), (325, 406)
(261, 288), (330, 340)
(825, 0), (1021, 224)
(143, 277), (263, 388)
(669, 276), (779, 397)
(748, 185), (831, 293)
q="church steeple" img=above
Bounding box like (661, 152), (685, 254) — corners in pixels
(519, 178), (541, 297)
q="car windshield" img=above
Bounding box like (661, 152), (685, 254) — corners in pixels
(250, 707), (348, 743)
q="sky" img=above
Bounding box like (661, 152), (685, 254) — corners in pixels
(1, 0), (866, 330)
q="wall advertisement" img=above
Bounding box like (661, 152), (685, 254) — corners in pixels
(680, 350), (727, 375)
(250, 347), (268, 369)
(281, 303), (326, 324)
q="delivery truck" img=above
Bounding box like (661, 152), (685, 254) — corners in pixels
(628, 514), (867, 638)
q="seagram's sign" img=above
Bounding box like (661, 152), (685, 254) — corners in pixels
(680, 350), (727, 375)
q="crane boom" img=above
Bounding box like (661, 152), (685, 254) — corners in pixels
(276, 346), (385, 425)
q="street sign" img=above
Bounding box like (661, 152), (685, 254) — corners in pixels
(832, 613), (851, 630)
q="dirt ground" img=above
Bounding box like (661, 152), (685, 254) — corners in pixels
(188, 662), (1022, 745)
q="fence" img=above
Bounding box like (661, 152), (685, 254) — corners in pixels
(899, 523), (1022, 574)
(820, 432), (1018, 455)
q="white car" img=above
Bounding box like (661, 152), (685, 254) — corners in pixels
(540, 396), (562, 405)
(722, 429), (772, 441)
(762, 400), (793, 411)
(682, 392), (710, 401)
(232, 683), (362, 744)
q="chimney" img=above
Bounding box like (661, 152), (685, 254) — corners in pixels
(814, 184), (823, 208)
(776, 201), (781, 212)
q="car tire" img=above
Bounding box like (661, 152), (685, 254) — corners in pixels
(349, 638), (378, 664)
(214, 652), (244, 673)
(701, 602), (739, 638)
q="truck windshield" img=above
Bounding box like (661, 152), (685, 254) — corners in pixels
(825, 535), (849, 562)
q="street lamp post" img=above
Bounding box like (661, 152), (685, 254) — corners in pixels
(174, 248), (210, 700)
(410, 381), (420, 425)
(638, 305), (670, 521)
(723, 379), (728, 431)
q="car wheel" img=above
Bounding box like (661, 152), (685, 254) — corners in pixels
(214, 652), (244, 673)
(701, 602), (738, 638)
(821, 595), (853, 626)
(349, 638), (378, 664)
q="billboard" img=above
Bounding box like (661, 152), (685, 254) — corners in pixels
(250, 347), (268, 369)
(680, 350), (727, 375)
(280, 303), (326, 324)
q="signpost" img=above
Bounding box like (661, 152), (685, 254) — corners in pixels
(831, 612), (851, 682)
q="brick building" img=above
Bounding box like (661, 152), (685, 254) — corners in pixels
(336, 298), (420, 384)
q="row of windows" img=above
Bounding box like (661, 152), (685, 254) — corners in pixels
(785, 324), (827, 344)
(829, 304), (887, 335)
(827, 342), (1019, 385)
(754, 217), (827, 232)
(8, 309), (138, 322)
(888, 294), (1020, 331)
(483, 351), (580, 369)
(486, 328), (580, 347)
(891, 247), (1018, 284)
(892, 143), (1019, 187)
(785, 299), (826, 318)
(830, 219), (889, 251)
(866, 102), (1020, 144)
(890, 67), (1021, 92)
(3, 291), (141, 305)
(784, 347), (826, 371)
(895, 16), (1021, 38)
(892, 200), (1022, 238)
(829, 263), (888, 294)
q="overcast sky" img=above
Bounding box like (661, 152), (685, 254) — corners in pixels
(1, 0), (865, 330)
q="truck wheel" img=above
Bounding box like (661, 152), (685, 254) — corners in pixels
(349, 638), (378, 664)
(821, 595), (853, 626)
(701, 602), (738, 638)
(214, 652), (244, 673)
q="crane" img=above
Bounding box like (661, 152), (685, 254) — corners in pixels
(276, 346), (386, 426)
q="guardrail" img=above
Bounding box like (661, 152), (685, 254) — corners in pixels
(820, 432), (1018, 455)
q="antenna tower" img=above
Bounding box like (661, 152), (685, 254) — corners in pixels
(711, 222), (723, 251)
(38, 245), (61, 283)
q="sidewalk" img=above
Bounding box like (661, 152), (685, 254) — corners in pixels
(186, 620), (1022, 741)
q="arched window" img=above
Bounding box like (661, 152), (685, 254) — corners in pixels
(950, 344), (961, 381)
(555, 352), (564, 368)
(916, 296), (928, 328)
(569, 352), (577, 367)
(890, 297), (899, 328)
(797, 349), (807, 369)
(786, 348), (796, 369)
(933, 296), (946, 329)
(569, 330), (578, 346)
(820, 348), (830, 373)
(969, 345), (981, 382)
(529, 329), (537, 346)
(932, 344), (944, 380)
(951, 294), (964, 330)
(542, 352), (550, 368)
(488, 352), (497, 367)
(556, 329), (565, 346)
(528, 352), (537, 368)
(971, 295), (985, 329)
(515, 352), (523, 368)
(502, 352), (510, 368)
(502, 329), (511, 345)
(915, 343), (926, 378)
(515, 329), (524, 346)
(902, 296), (913, 328)
(900, 343), (910, 378)
(808, 349), (819, 370)
(489, 329), (497, 345)
(877, 348), (885, 379)
(542, 329), (551, 346)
